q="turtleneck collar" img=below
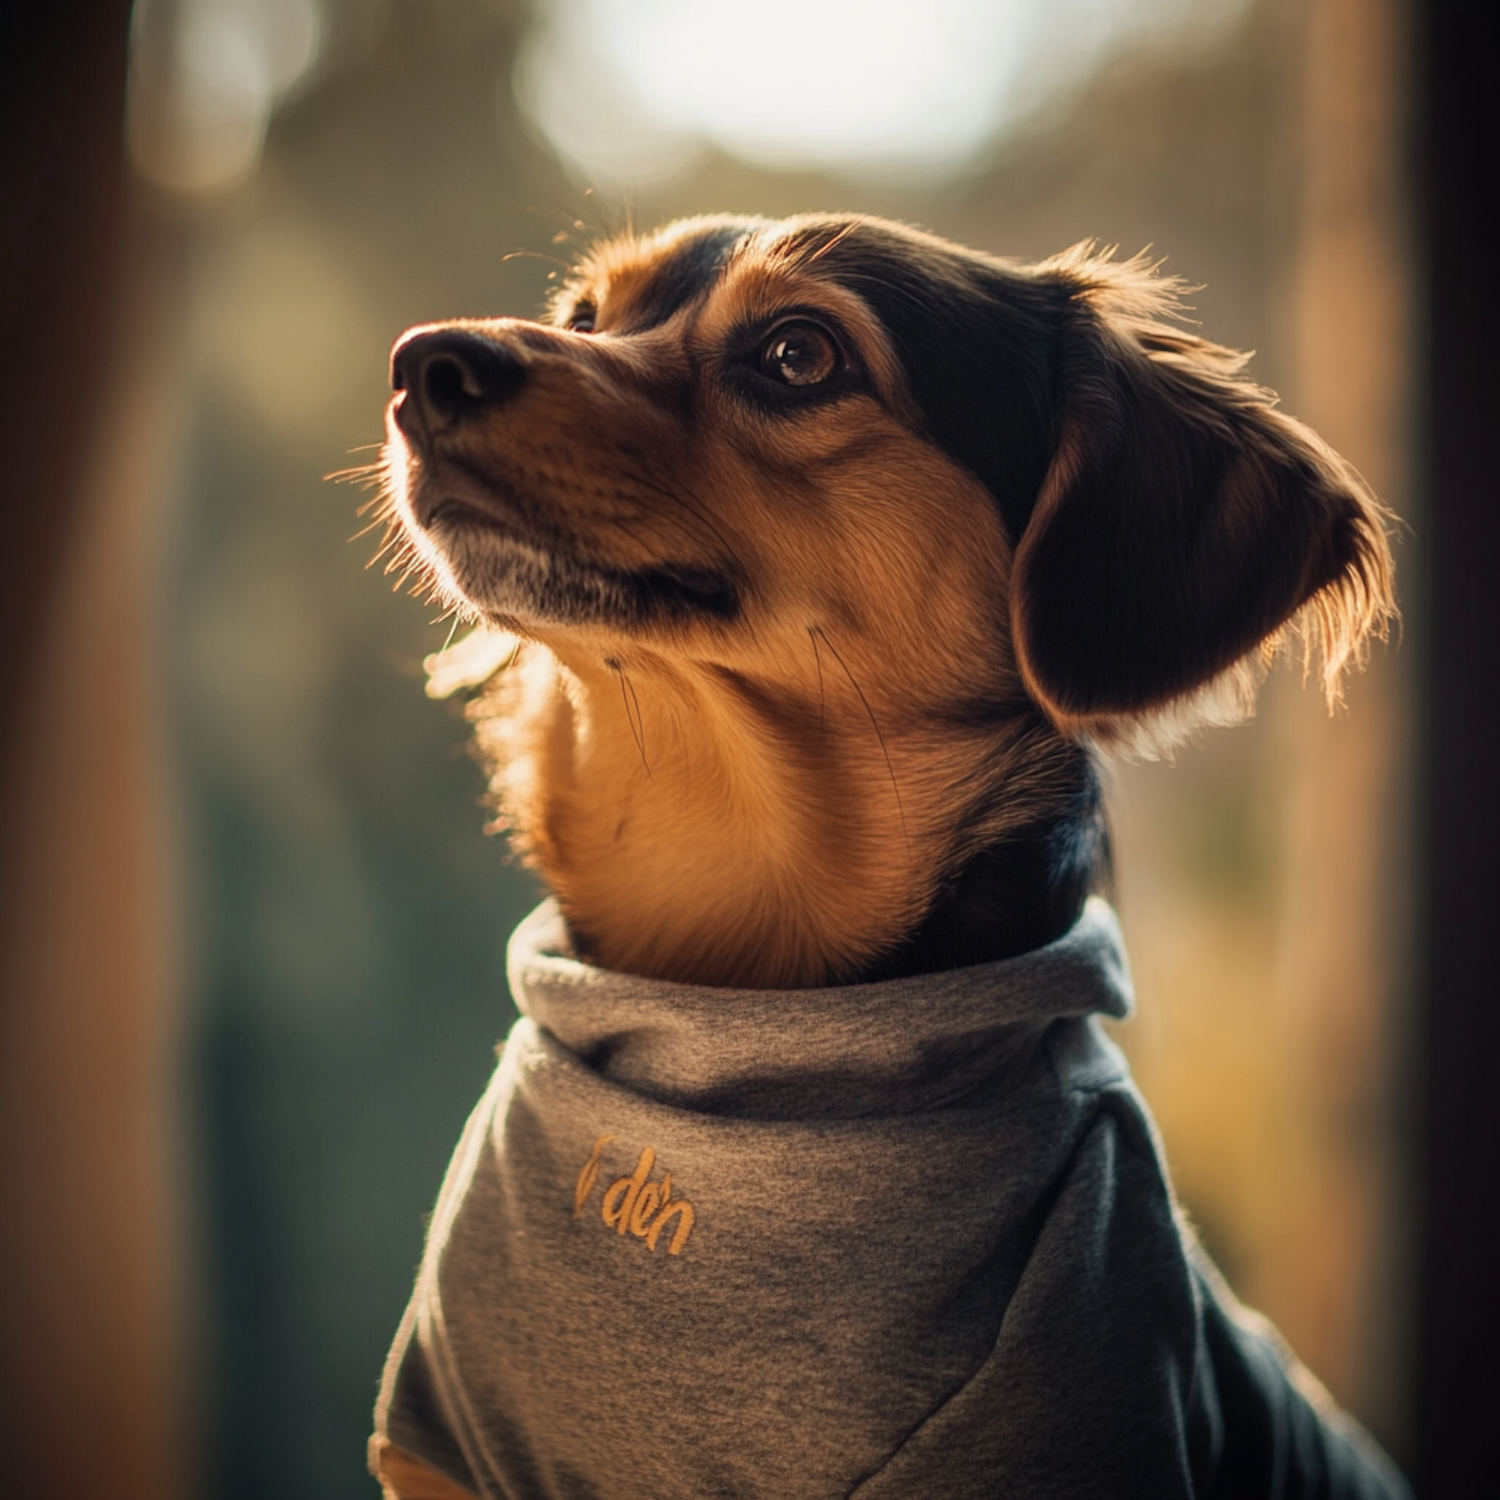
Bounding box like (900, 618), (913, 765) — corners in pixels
(507, 896), (1133, 1120)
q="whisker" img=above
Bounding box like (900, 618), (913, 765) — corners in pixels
(502, 248), (571, 268)
(328, 462), (385, 486)
(612, 661), (651, 778)
(812, 627), (909, 854)
(349, 514), (388, 544)
(351, 493), (399, 544)
(616, 469), (742, 562)
(355, 487), (395, 517)
(807, 626), (827, 732)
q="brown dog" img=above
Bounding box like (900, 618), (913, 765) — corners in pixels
(365, 216), (1402, 1499)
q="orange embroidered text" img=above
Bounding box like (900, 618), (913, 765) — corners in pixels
(573, 1135), (696, 1255)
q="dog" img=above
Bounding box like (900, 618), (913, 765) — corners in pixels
(363, 216), (1409, 1499)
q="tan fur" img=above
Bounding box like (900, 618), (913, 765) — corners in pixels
(366, 215), (1393, 989)
(370, 1436), (479, 1499)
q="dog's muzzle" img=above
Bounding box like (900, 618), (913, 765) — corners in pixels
(390, 328), (525, 439)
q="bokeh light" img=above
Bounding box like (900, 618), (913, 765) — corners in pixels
(517, 0), (1250, 182)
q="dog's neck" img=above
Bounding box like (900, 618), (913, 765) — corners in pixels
(485, 639), (1098, 989)
(864, 788), (1107, 981)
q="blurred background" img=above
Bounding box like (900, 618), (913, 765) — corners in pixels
(4, 0), (1494, 1496)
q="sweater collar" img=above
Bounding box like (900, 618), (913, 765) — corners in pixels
(507, 897), (1133, 1119)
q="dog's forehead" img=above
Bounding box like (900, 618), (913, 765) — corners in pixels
(567, 218), (765, 332)
(567, 215), (921, 332)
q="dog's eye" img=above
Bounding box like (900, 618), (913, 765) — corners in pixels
(566, 305), (597, 333)
(760, 322), (839, 386)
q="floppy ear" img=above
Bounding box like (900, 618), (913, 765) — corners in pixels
(1011, 253), (1394, 738)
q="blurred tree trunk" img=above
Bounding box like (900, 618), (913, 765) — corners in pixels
(1268, 0), (1412, 1453)
(0, 5), (184, 1499)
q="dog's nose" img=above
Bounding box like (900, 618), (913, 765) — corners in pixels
(391, 328), (526, 432)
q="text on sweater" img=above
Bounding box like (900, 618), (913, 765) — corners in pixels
(573, 1134), (696, 1256)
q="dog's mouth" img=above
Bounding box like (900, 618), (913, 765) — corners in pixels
(425, 492), (519, 536)
(405, 459), (741, 628)
(408, 450), (523, 532)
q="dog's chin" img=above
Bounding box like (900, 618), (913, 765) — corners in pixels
(418, 505), (740, 633)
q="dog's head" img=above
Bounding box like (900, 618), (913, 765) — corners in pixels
(374, 214), (1394, 984)
(383, 213), (1390, 746)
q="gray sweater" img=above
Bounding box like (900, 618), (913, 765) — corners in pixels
(376, 899), (1409, 1499)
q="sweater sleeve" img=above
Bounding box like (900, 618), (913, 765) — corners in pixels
(375, 1293), (485, 1497)
(850, 1104), (1214, 1498)
(1192, 1255), (1412, 1500)
(849, 1101), (1410, 1500)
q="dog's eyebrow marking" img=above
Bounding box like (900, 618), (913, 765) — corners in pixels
(606, 224), (750, 333)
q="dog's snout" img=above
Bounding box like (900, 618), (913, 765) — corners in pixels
(391, 328), (525, 432)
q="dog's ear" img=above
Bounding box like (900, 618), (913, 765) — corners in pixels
(1010, 253), (1394, 737)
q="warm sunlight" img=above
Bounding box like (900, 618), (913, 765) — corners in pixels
(517, 0), (1250, 183)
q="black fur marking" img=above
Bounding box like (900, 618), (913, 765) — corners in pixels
(515, 554), (739, 629)
(621, 225), (750, 333)
(863, 762), (1109, 979)
(807, 225), (1067, 544)
(633, 564), (740, 620)
(1016, 313), (1362, 714)
(722, 359), (869, 415)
